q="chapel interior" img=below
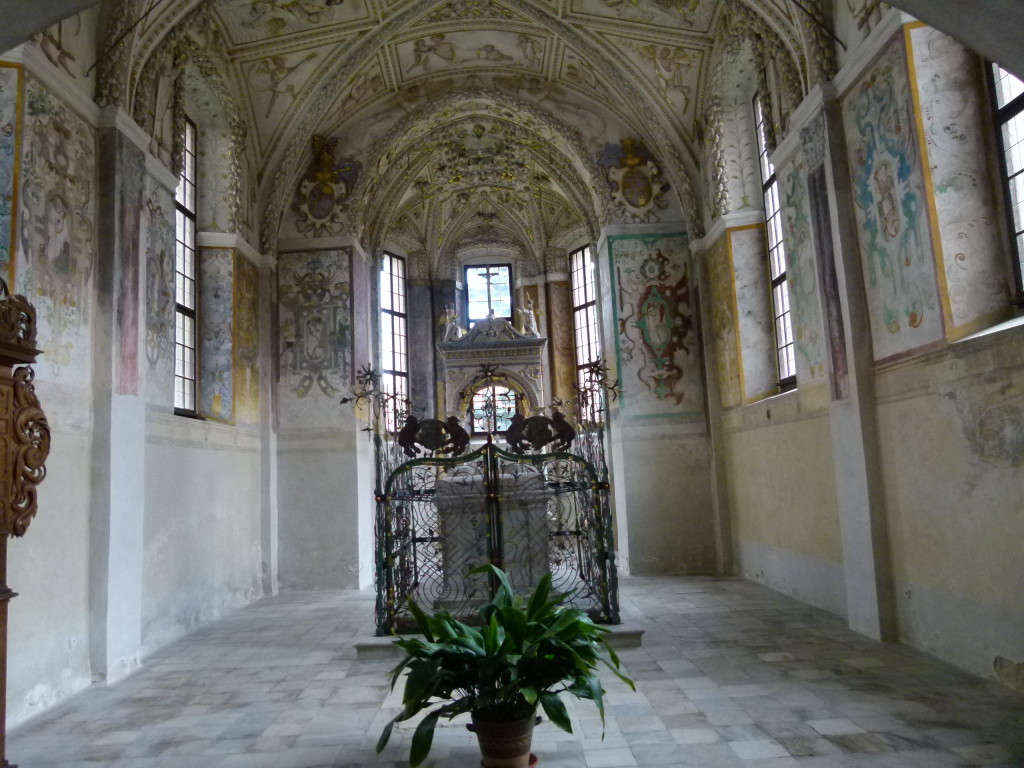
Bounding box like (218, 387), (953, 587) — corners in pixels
(0, 0), (1023, 764)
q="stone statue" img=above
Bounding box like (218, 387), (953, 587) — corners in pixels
(441, 304), (462, 341)
(517, 297), (539, 337)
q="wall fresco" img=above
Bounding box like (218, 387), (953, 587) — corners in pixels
(234, 254), (260, 425)
(908, 25), (1008, 334)
(0, 64), (21, 283)
(609, 233), (703, 417)
(842, 35), (944, 361)
(199, 248), (235, 422)
(278, 249), (351, 426)
(16, 77), (96, 385)
(397, 31), (546, 82)
(144, 179), (176, 406)
(545, 280), (576, 407)
(730, 226), (776, 400)
(118, 135), (144, 396)
(704, 233), (741, 408)
(779, 157), (828, 383)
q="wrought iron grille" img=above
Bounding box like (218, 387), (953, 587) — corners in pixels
(343, 361), (621, 635)
(374, 437), (618, 634)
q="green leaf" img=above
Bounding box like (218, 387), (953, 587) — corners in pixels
(406, 597), (434, 642)
(539, 691), (572, 733)
(600, 653), (636, 689)
(526, 573), (553, 619)
(520, 685), (538, 706)
(376, 713), (401, 754)
(499, 606), (527, 651)
(410, 710), (440, 767)
(403, 659), (440, 706)
(585, 674), (605, 724)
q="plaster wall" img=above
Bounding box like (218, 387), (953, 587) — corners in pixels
(7, 423), (92, 728)
(723, 388), (846, 616)
(142, 413), (263, 655)
(276, 424), (366, 590)
(874, 324), (1024, 679)
(612, 420), (715, 574)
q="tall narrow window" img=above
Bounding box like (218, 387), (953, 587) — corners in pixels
(380, 252), (408, 432)
(465, 264), (512, 325)
(174, 117), (198, 413)
(570, 245), (602, 419)
(755, 95), (796, 387)
(991, 63), (1024, 298)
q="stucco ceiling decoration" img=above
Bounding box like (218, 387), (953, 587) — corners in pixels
(352, 97), (595, 276)
(99, 0), (823, 252)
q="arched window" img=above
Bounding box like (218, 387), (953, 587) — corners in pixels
(470, 384), (518, 435)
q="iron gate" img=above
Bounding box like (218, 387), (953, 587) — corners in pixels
(374, 437), (619, 634)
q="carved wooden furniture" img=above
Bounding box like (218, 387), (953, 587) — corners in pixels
(0, 280), (50, 767)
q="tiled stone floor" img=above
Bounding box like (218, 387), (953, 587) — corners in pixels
(8, 575), (1024, 767)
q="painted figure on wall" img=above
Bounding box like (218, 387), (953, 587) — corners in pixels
(410, 34), (456, 73)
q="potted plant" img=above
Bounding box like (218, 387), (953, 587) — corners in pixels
(376, 564), (634, 767)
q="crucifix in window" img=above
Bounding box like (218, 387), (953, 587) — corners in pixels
(465, 264), (512, 326)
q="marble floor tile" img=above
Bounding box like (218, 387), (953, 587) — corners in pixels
(8, 576), (1024, 768)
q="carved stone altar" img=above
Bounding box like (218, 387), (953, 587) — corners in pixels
(437, 314), (547, 416)
(0, 280), (50, 767)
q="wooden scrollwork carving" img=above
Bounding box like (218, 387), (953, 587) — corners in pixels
(8, 366), (49, 537)
(0, 278), (37, 350)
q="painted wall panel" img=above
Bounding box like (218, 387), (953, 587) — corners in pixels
(705, 231), (742, 408)
(277, 249), (351, 427)
(907, 24), (1009, 336)
(234, 254), (260, 426)
(143, 179), (175, 407)
(199, 248), (234, 421)
(0, 63), (21, 283)
(842, 34), (945, 362)
(780, 156), (829, 384)
(608, 233), (703, 417)
(16, 76), (96, 385)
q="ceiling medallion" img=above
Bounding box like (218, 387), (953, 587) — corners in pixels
(601, 139), (668, 222)
(293, 135), (361, 237)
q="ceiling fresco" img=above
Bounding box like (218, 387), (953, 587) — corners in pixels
(83, 0), (829, 265)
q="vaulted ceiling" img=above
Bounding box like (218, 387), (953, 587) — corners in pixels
(89, 0), (822, 269)
(16, 0), (1024, 272)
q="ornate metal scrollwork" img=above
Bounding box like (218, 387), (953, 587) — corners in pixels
(9, 366), (50, 537)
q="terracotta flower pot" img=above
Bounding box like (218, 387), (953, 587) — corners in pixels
(468, 714), (537, 768)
